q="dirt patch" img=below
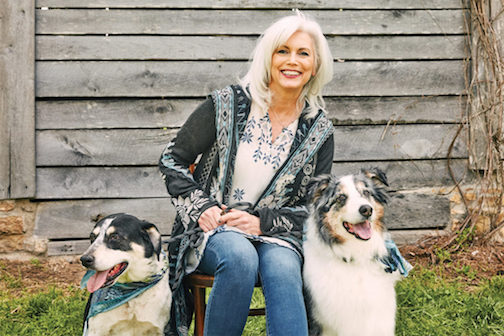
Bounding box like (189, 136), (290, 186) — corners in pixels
(1, 238), (503, 296)
(401, 236), (504, 286)
(0, 256), (86, 296)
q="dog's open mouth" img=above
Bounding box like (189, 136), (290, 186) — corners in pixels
(343, 221), (372, 240)
(86, 262), (128, 293)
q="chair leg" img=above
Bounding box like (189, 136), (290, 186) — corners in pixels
(192, 286), (206, 336)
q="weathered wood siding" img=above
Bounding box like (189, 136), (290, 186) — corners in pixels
(33, 1), (469, 255)
(0, 0), (36, 199)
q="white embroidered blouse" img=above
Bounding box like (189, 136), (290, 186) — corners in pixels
(230, 103), (298, 204)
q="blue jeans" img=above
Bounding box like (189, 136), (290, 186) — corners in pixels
(197, 231), (308, 336)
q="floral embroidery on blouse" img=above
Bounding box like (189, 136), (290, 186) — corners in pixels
(241, 114), (295, 170)
(232, 188), (245, 201)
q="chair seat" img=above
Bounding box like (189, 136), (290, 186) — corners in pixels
(184, 272), (265, 336)
(184, 273), (216, 288)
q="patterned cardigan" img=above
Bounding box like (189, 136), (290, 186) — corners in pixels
(159, 84), (334, 335)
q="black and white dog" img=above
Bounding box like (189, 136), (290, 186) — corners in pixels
(303, 170), (403, 336)
(80, 213), (171, 336)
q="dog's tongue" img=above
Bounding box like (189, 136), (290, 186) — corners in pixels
(86, 270), (109, 293)
(353, 221), (372, 240)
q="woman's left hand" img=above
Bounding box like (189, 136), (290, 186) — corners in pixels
(219, 210), (262, 235)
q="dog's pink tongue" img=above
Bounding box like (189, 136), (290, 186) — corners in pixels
(353, 221), (372, 240)
(86, 270), (109, 293)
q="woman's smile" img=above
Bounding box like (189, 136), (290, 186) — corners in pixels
(281, 70), (302, 78)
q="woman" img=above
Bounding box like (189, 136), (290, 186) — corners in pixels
(160, 12), (334, 336)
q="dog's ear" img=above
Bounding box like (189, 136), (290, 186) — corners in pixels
(362, 167), (389, 187)
(306, 174), (332, 203)
(362, 168), (389, 205)
(141, 221), (162, 259)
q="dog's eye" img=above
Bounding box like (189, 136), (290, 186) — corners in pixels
(109, 233), (120, 241)
(362, 190), (371, 198)
(89, 233), (97, 242)
(336, 194), (347, 204)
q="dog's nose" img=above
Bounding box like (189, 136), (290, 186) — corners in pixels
(359, 205), (373, 218)
(80, 254), (95, 267)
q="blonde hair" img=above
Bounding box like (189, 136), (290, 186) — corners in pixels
(240, 10), (333, 117)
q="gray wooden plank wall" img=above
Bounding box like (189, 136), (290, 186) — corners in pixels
(0, 0), (36, 199)
(33, 1), (470, 255)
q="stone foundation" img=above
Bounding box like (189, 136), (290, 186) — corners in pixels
(0, 200), (47, 256)
(450, 186), (504, 242)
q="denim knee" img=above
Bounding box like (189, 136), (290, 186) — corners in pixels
(200, 231), (259, 283)
(257, 244), (302, 285)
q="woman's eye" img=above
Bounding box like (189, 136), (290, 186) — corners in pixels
(300, 51), (310, 56)
(277, 49), (288, 54)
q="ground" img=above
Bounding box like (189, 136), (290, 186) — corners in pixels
(0, 256), (85, 296)
(401, 237), (504, 286)
(1, 237), (504, 296)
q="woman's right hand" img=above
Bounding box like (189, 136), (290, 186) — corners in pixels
(198, 206), (224, 232)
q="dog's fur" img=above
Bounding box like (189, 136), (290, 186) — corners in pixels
(303, 170), (401, 336)
(80, 213), (171, 336)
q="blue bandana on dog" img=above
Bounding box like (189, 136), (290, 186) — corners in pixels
(381, 237), (413, 277)
(81, 252), (168, 335)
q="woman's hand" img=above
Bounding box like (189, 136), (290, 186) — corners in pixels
(198, 206), (224, 232)
(219, 209), (262, 236)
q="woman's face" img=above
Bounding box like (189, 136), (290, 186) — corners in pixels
(269, 31), (316, 97)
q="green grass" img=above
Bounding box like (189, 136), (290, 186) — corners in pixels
(396, 268), (504, 336)
(1, 267), (503, 336)
(0, 286), (87, 336)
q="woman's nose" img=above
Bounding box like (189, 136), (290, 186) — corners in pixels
(287, 54), (298, 64)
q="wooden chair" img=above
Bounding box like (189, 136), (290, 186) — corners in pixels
(184, 273), (265, 336)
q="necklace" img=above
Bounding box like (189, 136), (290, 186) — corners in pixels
(269, 105), (301, 130)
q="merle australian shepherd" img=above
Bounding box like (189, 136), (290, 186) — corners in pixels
(80, 213), (171, 336)
(303, 169), (401, 336)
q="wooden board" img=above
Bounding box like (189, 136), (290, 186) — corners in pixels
(390, 229), (448, 246)
(35, 9), (465, 35)
(0, 28), (8, 198)
(36, 99), (202, 129)
(45, 228), (440, 256)
(36, 129), (177, 166)
(47, 240), (90, 256)
(46, 228), (442, 256)
(35, 159), (471, 199)
(36, 61), (465, 97)
(384, 192), (450, 230)
(36, 0), (467, 10)
(326, 96), (464, 125)
(330, 159), (472, 189)
(0, 0), (36, 199)
(467, 0), (504, 169)
(35, 192), (446, 240)
(332, 123), (467, 161)
(35, 96), (464, 130)
(36, 35), (466, 61)
(36, 166), (168, 199)
(36, 124), (466, 167)
(35, 198), (175, 239)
